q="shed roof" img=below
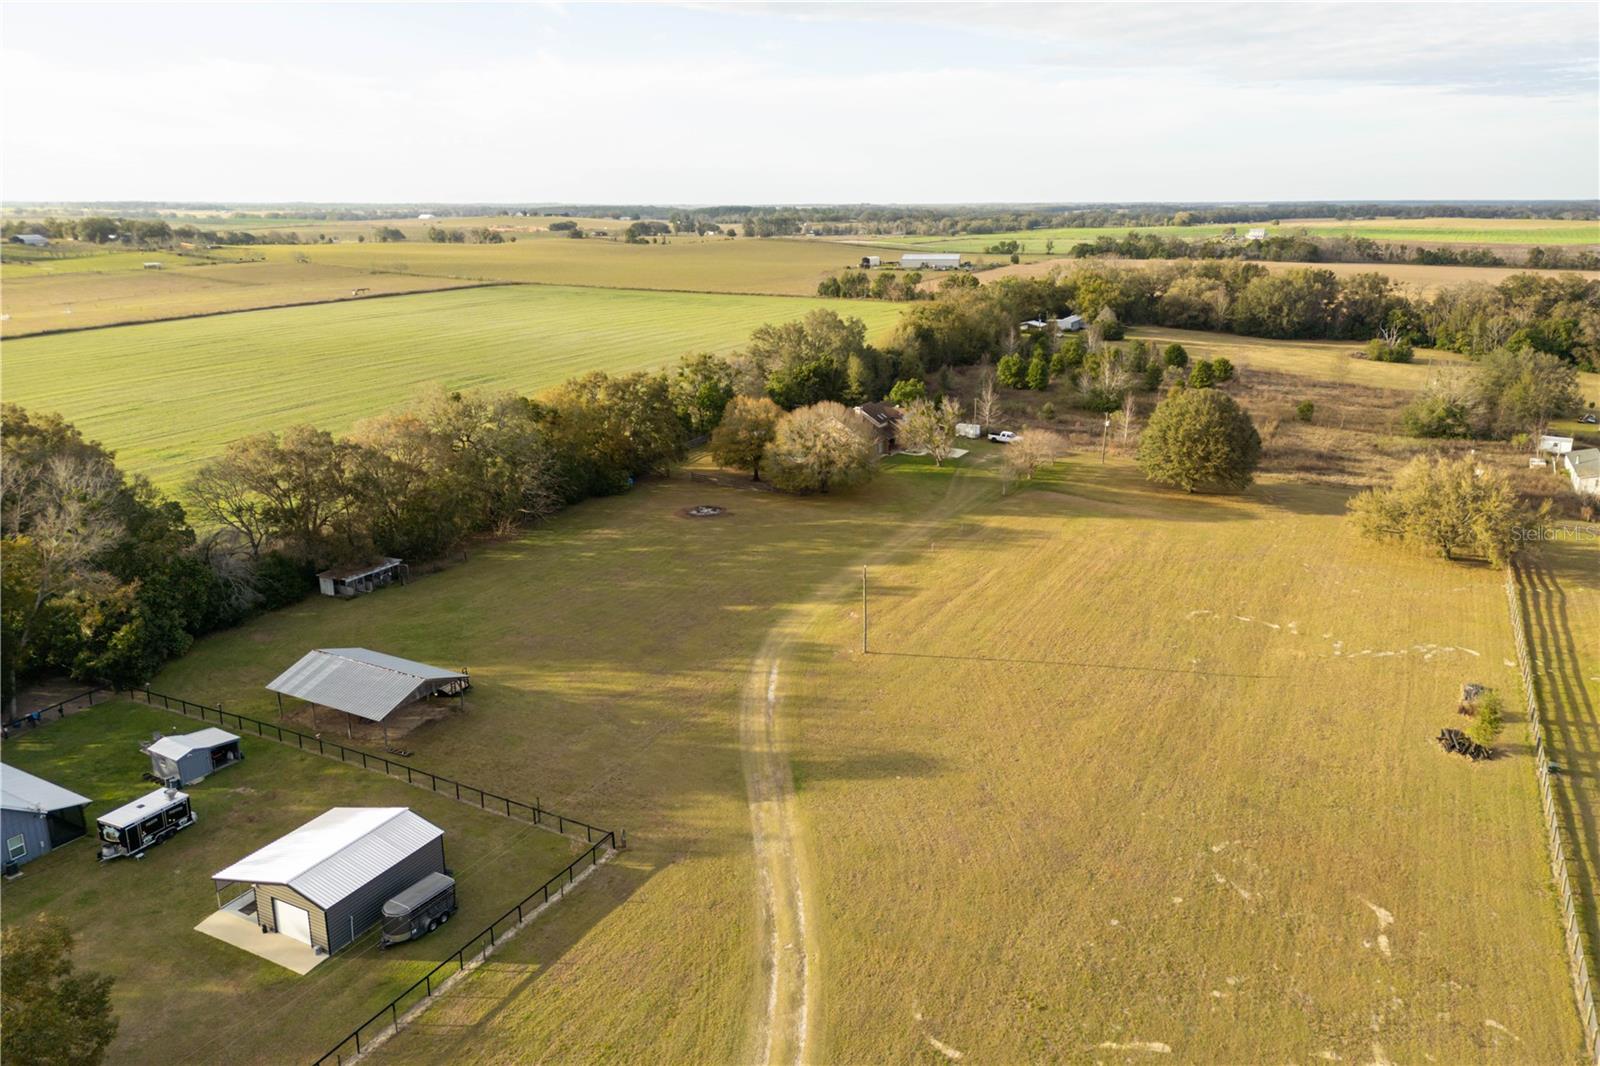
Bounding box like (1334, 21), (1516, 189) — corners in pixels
(266, 648), (466, 722)
(98, 787), (189, 830)
(147, 728), (240, 761)
(213, 807), (443, 909)
(317, 558), (402, 582)
(902, 252), (960, 261)
(0, 763), (91, 814)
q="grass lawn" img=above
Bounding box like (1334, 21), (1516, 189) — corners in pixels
(126, 441), (1586, 1063)
(1, 284), (907, 491)
(1, 702), (581, 1066)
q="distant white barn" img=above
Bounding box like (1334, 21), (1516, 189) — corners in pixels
(900, 253), (962, 270)
(1245, 227), (1268, 241)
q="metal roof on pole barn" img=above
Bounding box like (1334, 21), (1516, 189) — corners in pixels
(1, 764), (91, 813)
(212, 807), (443, 908)
(265, 648), (467, 723)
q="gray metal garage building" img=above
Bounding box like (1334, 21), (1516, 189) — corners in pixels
(1, 764), (91, 868)
(212, 807), (446, 955)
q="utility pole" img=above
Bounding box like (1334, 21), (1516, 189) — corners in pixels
(1100, 414), (1111, 463)
(861, 565), (868, 654)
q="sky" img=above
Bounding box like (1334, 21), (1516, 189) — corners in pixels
(3, 1), (1596, 205)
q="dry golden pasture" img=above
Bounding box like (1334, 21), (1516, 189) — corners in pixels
(784, 459), (1582, 1063)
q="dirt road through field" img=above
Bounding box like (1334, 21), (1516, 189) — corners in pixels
(741, 631), (812, 1066)
(738, 455), (1002, 1065)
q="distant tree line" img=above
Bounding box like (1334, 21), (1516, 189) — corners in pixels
(1067, 231), (1600, 271)
(883, 262), (1599, 371)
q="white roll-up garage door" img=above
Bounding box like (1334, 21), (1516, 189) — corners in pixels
(274, 899), (313, 946)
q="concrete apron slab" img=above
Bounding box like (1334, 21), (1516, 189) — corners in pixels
(195, 908), (327, 975)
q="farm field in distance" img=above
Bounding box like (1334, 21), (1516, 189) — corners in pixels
(0, 259), (485, 336)
(1, 702), (581, 1066)
(0, 237), (921, 337)
(864, 216), (1600, 254)
(0, 284), (907, 490)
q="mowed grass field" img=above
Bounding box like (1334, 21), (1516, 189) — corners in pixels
(1, 702), (581, 1066)
(133, 446), (1588, 1063)
(783, 459), (1582, 1062)
(1, 285), (907, 490)
(0, 260), (484, 336)
(148, 461), (971, 1064)
(868, 216), (1600, 254)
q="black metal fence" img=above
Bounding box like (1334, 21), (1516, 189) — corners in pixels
(128, 687), (610, 843)
(312, 829), (615, 1065)
(2, 687), (111, 730)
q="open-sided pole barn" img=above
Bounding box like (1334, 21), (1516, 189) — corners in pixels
(265, 648), (469, 746)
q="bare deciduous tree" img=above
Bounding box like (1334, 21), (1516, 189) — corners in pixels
(973, 370), (1000, 426)
(1002, 430), (1065, 491)
(899, 397), (961, 466)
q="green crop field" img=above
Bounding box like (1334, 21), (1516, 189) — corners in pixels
(864, 216), (1600, 254)
(124, 438), (1588, 1064)
(2, 702), (581, 1066)
(1, 285), (907, 490)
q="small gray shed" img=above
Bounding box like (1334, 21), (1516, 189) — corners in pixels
(143, 728), (243, 786)
(1, 764), (91, 869)
(213, 807), (446, 954)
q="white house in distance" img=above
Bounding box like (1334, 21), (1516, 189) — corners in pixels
(900, 252), (962, 270)
(1564, 448), (1600, 497)
(1245, 227), (1268, 241)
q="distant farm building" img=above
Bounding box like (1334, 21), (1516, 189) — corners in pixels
(1564, 448), (1600, 497)
(417, 213), (435, 220)
(1246, 227), (1268, 241)
(266, 648), (469, 739)
(316, 557), (407, 598)
(860, 255), (881, 268)
(1021, 315), (1086, 333)
(900, 253), (962, 270)
(143, 261), (163, 269)
(9, 234), (49, 247)
(143, 728), (243, 786)
(211, 807), (446, 956)
(1, 764), (90, 869)
(854, 402), (904, 455)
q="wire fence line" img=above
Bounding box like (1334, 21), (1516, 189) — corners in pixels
(127, 686), (612, 844)
(1505, 569), (1599, 1064)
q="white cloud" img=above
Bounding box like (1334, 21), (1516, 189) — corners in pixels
(2, 2), (1594, 202)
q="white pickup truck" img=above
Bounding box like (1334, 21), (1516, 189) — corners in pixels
(986, 430), (1017, 444)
